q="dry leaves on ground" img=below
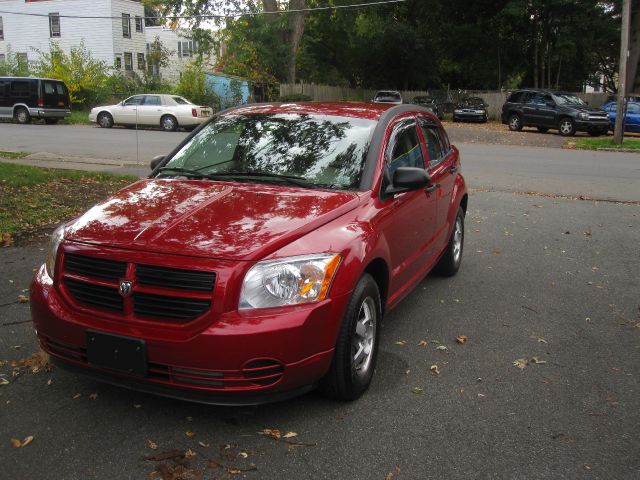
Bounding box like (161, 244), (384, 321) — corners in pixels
(456, 335), (469, 344)
(10, 436), (34, 448)
(11, 350), (51, 376)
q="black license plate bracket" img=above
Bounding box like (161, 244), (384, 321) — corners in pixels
(86, 331), (147, 377)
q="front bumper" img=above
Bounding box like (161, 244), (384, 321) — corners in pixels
(453, 111), (487, 122)
(31, 263), (350, 404)
(574, 119), (610, 133)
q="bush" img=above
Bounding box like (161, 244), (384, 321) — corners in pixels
(175, 60), (220, 109)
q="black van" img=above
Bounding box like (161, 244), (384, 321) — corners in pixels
(0, 77), (71, 124)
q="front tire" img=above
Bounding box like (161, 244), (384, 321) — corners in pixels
(97, 112), (113, 128)
(161, 115), (178, 132)
(558, 118), (576, 137)
(508, 113), (522, 131)
(320, 273), (381, 401)
(435, 207), (465, 276)
(15, 107), (31, 124)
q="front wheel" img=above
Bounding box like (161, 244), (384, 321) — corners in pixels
(508, 113), (522, 131)
(97, 112), (113, 128)
(558, 118), (576, 137)
(434, 207), (464, 276)
(320, 273), (381, 401)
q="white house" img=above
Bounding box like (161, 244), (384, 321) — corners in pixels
(145, 26), (216, 84)
(0, 0), (147, 73)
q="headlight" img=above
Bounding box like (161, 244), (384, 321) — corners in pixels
(578, 112), (589, 120)
(239, 253), (341, 310)
(454, 109), (463, 114)
(45, 225), (65, 279)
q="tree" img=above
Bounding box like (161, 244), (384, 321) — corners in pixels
(175, 59), (220, 108)
(0, 46), (30, 77)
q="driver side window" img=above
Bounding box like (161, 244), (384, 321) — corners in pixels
(385, 120), (425, 176)
(123, 96), (143, 106)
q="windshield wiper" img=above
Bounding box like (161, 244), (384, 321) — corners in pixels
(207, 171), (315, 188)
(157, 166), (207, 178)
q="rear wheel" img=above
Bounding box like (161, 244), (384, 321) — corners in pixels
(161, 115), (178, 132)
(508, 113), (522, 131)
(434, 207), (465, 276)
(97, 112), (113, 128)
(44, 118), (59, 125)
(15, 107), (31, 124)
(320, 273), (381, 401)
(558, 118), (576, 137)
(537, 126), (549, 133)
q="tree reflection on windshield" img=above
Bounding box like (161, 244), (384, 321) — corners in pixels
(160, 113), (376, 189)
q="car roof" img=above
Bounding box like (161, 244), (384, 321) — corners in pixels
(224, 102), (396, 121)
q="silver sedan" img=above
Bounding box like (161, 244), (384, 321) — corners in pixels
(89, 94), (213, 132)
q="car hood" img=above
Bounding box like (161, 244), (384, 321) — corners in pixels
(64, 179), (360, 261)
(560, 104), (603, 114)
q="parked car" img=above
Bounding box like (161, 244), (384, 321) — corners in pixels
(452, 97), (488, 123)
(31, 102), (467, 405)
(372, 90), (403, 104)
(501, 89), (610, 136)
(0, 76), (70, 124)
(600, 101), (640, 133)
(412, 96), (444, 120)
(605, 94), (640, 104)
(89, 94), (213, 132)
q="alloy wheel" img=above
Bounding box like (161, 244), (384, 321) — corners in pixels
(352, 296), (377, 379)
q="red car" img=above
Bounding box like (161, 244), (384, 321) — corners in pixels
(30, 102), (467, 405)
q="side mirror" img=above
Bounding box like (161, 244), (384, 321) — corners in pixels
(384, 167), (431, 197)
(150, 155), (165, 170)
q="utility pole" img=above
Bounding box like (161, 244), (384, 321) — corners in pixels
(614, 0), (631, 145)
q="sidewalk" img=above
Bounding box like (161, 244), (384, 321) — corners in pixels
(0, 151), (151, 177)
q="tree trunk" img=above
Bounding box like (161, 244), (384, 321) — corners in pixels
(532, 4), (539, 88)
(287, 0), (307, 84)
(262, 0), (277, 12)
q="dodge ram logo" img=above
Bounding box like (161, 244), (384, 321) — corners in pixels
(119, 280), (132, 298)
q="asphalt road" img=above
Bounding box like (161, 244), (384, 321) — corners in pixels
(1, 123), (639, 202)
(1, 192), (639, 479)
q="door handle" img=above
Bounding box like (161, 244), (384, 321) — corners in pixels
(449, 166), (458, 174)
(425, 183), (440, 193)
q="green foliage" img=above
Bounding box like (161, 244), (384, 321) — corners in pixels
(175, 60), (220, 108)
(0, 46), (31, 77)
(105, 71), (174, 99)
(31, 42), (110, 107)
(572, 137), (640, 151)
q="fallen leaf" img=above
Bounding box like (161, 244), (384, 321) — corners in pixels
(405, 369), (411, 375)
(430, 364), (440, 375)
(394, 340), (406, 346)
(10, 438), (22, 448)
(436, 345), (447, 351)
(238, 452), (249, 458)
(513, 358), (528, 370)
(184, 448), (196, 458)
(198, 441), (209, 448)
(47, 379), (53, 386)
(455, 335), (468, 344)
(147, 439), (158, 450)
(185, 430), (196, 438)
(417, 340), (428, 347)
(531, 357), (547, 364)
(17, 295), (29, 303)
(72, 393), (82, 399)
(134, 404), (142, 409)
(228, 469), (241, 475)
(287, 443), (305, 450)
(411, 387), (425, 394)
(258, 429), (281, 439)
(0, 378), (9, 386)
(88, 393), (98, 400)
(386, 473), (394, 480)
(282, 432), (298, 438)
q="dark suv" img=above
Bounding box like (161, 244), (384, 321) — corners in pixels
(501, 89), (610, 136)
(0, 77), (71, 124)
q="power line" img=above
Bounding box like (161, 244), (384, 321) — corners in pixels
(0, 0), (407, 20)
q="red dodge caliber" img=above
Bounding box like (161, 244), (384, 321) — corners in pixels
(30, 102), (467, 405)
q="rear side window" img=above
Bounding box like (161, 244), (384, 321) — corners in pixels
(44, 81), (56, 94)
(627, 104), (640, 114)
(508, 91), (523, 103)
(386, 120), (425, 172)
(172, 96), (190, 105)
(55, 82), (67, 95)
(11, 81), (32, 97)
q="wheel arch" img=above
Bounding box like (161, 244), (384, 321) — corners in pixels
(12, 103), (30, 115)
(362, 258), (389, 314)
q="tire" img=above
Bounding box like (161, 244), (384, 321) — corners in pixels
(508, 113), (522, 131)
(558, 117), (576, 137)
(434, 207), (465, 277)
(537, 126), (549, 133)
(14, 107), (31, 124)
(320, 273), (381, 401)
(97, 112), (113, 128)
(161, 115), (178, 132)
(481, 116), (488, 123)
(44, 118), (59, 125)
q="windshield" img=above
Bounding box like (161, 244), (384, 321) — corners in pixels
(553, 94), (586, 106)
(157, 113), (376, 190)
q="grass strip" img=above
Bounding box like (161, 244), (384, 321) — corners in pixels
(571, 137), (640, 151)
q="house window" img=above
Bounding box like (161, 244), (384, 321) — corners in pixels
(137, 52), (145, 70)
(135, 16), (143, 33)
(177, 41), (194, 58)
(122, 13), (131, 38)
(0, 54), (5, 63)
(114, 56), (122, 69)
(16, 52), (27, 64)
(124, 52), (133, 71)
(0, 16), (4, 40)
(49, 13), (60, 38)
